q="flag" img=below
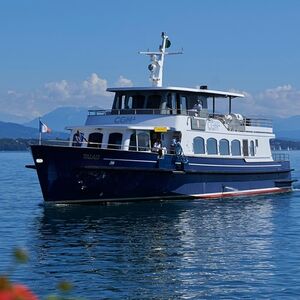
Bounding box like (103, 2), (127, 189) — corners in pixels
(39, 120), (51, 133)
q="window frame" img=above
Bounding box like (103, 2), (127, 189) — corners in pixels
(231, 139), (241, 156)
(193, 136), (205, 154)
(207, 138), (218, 155)
(219, 139), (230, 155)
(107, 132), (123, 149)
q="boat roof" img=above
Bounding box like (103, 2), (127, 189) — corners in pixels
(66, 125), (171, 131)
(107, 86), (244, 98)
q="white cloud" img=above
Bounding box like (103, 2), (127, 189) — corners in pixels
(256, 85), (300, 117)
(7, 90), (22, 97)
(0, 73), (116, 119)
(231, 84), (300, 117)
(116, 75), (133, 87)
(82, 73), (109, 96)
(45, 80), (70, 98)
(193, 84), (300, 118)
(1, 79), (300, 120)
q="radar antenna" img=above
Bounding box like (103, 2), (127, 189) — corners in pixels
(139, 32), (183, 87)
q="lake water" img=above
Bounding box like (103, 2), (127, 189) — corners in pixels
(1, 151), (300, 299)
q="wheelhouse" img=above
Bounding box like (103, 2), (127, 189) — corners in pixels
(108, 86), (244, 116)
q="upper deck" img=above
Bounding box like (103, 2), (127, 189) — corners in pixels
(86, 85), (272, 134)
(107, 86), (244, 98)
(108, 86), (244, 116)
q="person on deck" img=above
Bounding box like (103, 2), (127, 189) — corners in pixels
(193, 99), (203, 116)
(72, 130), (81, 147)
(152, 139), (162, 152)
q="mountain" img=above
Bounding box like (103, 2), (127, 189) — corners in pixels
(0, 106), (102, 139)
(0, 112), (31, 124)
(0, 121), (38, 139)
(0, 121), (67, 139)
(274, 130), (300, 140)
(24, 106), (89, 132)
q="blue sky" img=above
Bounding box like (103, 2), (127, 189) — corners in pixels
(0, 0), (300, 120)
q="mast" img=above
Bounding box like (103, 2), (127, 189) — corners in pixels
(139, 32), (182, 87)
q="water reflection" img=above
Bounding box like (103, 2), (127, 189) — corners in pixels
(2, 152), (300, 298)
(28, 196), (294, 298)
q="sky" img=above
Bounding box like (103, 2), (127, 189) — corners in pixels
(0, 0), (300, 121)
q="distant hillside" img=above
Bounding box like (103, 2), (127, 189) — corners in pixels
(0, 106), (104, 139)
(24, 106), (90, 132)
(273, 116), (300, 140)
(0, 121), (68, 139)
(0, 112), (31, 124)
(270, 139), (300, 151)
(275, 130), (300, 140)
(0, 121), (39, 139)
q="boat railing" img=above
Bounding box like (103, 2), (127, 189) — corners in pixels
(209, 113), (273, 132)
(89, 109), (170, 116)
(88, 108), (210, 116)
(38, 139), (70, 147)
(243, 117), (273, 128)
(272, 152), (290, 161)
(39, 139), (172, 153)
(89, 109), (273, 128)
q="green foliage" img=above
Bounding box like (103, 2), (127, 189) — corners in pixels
(57, 281), (73, 293)
(2, 247), (85, 300)
(13, 248), (29, 264)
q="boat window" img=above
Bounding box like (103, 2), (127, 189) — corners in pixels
(113, 94), (125, 110)
(108, 133), (123, 149)
(207, 138), (218, 155)
(166, 93), (176, 114)
(126, 95), (145, 109)
(242, 140), (249, 156)
(146, 95), (162, 109)
(88, 132), (103, 148)
(250, 140), (255, 156)
(180, 95), (187, 115)
(137, 131), (150, 151)
(187, 96), (196, 110)
(193, 137), (205, 154)
(129, 133), (137, 151)
(231, 140), (241, 156)
(219, 139), (230, 155)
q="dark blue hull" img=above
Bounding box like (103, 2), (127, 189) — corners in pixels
(29, 145), (293, 203)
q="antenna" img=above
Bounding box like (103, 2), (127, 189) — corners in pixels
(139, 32), (183, 87)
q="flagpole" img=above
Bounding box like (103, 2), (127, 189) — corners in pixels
(39, 117), (42, 145)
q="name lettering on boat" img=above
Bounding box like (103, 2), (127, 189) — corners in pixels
(83, 154), (101, 160)
(207, 120), (221, 131)
(114, 116), (136, 124)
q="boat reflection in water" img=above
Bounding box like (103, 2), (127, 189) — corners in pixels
(30, 195), (290, 298)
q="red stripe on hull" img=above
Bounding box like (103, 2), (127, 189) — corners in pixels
(194, 187), (292, 199)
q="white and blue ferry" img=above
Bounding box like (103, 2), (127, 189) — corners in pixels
(29, 33), (293, 203)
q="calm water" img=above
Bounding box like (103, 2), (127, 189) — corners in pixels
(1, 152), (300, 299)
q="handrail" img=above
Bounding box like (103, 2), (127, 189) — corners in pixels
(244, 118), (273, 128)
(88, 108), (176, 116)
(39, 139), (160, 152)
(88, 109), (273, 128)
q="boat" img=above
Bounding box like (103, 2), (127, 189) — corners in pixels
(28, 33), (294, 203)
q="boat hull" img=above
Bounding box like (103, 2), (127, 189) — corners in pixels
(30, 145), (293, 203)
